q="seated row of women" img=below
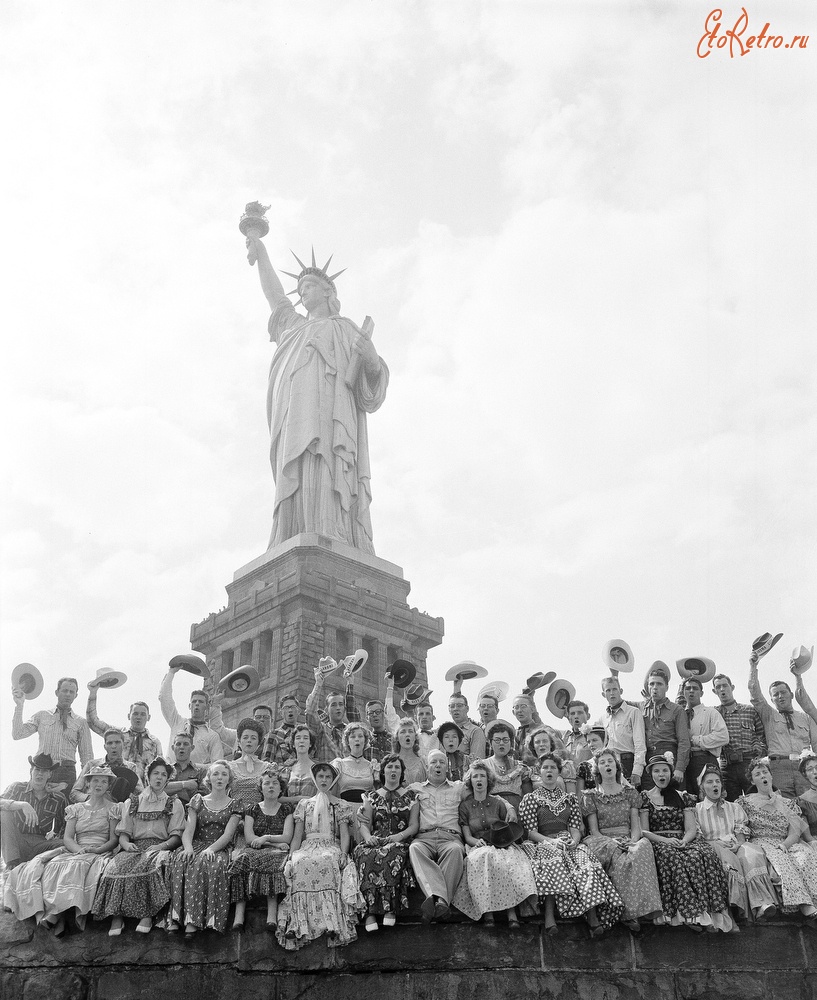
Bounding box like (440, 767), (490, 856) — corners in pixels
(6, 724), (817, 950)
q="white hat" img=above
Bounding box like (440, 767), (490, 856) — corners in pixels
(603, 639), (634, 674)
(88, 667), (128, 690)
(11, 663), (43, 700)
(445, 661), (488, 683)
(676, 657), (716, 683)
(545, 679), (576, 720)
(218, 664), (260, 698)
(792, 645), (814, 675)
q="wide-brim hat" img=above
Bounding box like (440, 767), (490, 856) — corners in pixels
(753, 632), (783, 659)
(169, 653), (209, 677)
(402, 684), (433, 708)
(545, 679), (576, 719)
(83, 764), (117, 784)
(603, 639), (635, 674)
(11, 663), (43, 700)
(318, 656), (339, 676)
(28, 752), (57, 770)
(90, 667), (128, 690)
(792, 645), (814, 675)
(485, 718), (516, 743)
(645, 751), (676, 772)
(523, 671), (557, 694)
(479, 681), (510, 703)
(218, 664), (260, 699)
(109, 768), (139, 802)
(437, 721), (464, 743)
(386, 659), (416, 689)
(445, 660), (488, 683)
(644, 660), (672, 692)
(485, 820), (525, 849)
(676, 657), (717, 684)
(342, 649), (368, 676)
(310, 761), (339, 782)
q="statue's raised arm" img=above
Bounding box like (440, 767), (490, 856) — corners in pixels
(240, 202), (389, 554)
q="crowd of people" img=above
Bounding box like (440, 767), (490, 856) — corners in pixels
(4, 637), (817, 950)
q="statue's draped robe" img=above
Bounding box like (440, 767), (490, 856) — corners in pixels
(267, 299), (389, 553)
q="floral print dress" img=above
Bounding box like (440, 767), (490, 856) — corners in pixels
(353, 788), (417, 915)
(742, 793), (817, 913)
(228, 801), (293, 900)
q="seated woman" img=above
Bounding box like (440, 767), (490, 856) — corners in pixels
(695, 763), (767, 922)
(741, 756), (817, 919)
(228, 768), (294, 932)
(392, 719), (427, 786)
(520, 753), (623, 937)
(227, 719), (268, 812)
(582, 748), (662, 932)
(281, 725), (318, 804)
(354, 753), (419, 932)
(276, 762), (363, 950)
(5, 765), (119, 937)
(639, 753), (733, 931)
(527, 729), (572, 794)
(438, 722), (472, 782)
(93, 756), (185, 936)
(574, 724), (609, 794)
(332, 723), (378, 806)
(482, 720), (532, 814)
(167, 760), (243, 937)
(795, 751), (817, 839)
(452, 760), (537, 928)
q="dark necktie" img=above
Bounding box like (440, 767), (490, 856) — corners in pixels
(781, 709), (795, 731)
(129, 730), (144, 756)
(686, 706), (695, 725)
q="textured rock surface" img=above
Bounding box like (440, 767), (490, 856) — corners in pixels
(3, 910), (817, 1000)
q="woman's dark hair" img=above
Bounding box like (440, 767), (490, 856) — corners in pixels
(293, 724), (316, 756)
(527, 728), (554, 759)
(392, 720), (420, 755)
(486, 720), (515, 745)
(257, 767), (289, 797)
(236, 718), (265, 745)
(537, 752), (563, 774)
(341, 722), (371, 756)
(647, 760), (685, 809)
(146, 756), (171, 781)
(379, 752), (406, 784)
(799, 754), (817, 777)
(464, 760), (496, 794)
(437, 721), (464, 745)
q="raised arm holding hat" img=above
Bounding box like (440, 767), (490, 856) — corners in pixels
(159, 665), (223, 765)
(86, 679), (163, 776)
(748, 649), (817, 797)
(11, 677), (94, 792)
(304, 658), (361, 762)
(0, 754), (66, 868)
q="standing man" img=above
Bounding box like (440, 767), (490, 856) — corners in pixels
(749, 652), (817, 796)
(682, 677), (729, 795)
(512, 693), (564, 764)
(71, 729), (143, 803)
(562, 701), (593, 765)
(641, 666), (690, 790)
(159, 665), (223, 765)
(164, 732), (207, 806)
(305, 662), (360, 761)
(208, 696), (284, 762)
(713, 673), (766, 801)
(268, 694), (300, 765)
(447, 694), (487, 760)
(86, 681), (163, 778)
(363, 699), (394, 761)
(11, 677), (94, 793)
(602, 675), (646, 787)
(477, 693), (499, 731)
(408, 749), (466, 923)
(0, 754), (66, 868)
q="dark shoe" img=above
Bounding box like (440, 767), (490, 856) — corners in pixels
(434, 900), (450, 921)
(231, 922), (244, 933)
(265, 921), (277, 933)
(507, 916), (520, 930)
(421, 896), (436, 923)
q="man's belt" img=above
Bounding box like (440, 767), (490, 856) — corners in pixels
(768, 754), (802, 761)
(419, 827), (459, 835)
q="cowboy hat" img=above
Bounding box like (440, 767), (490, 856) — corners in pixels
(82, 764), (117, 784)
(753, 632), (783, 659)
(386, 659), (416, 689)
(478, 681), (510, 703)
(402, 684), (433, 708)
(445, 660), (488, 683)
(524, 671), (556, 694)
(484, 820), (525, 849)
(603, 639), (634, 674)
(11, 663), (43, 700)
(218, 664), (261, 699)
(342, 649), (368, 677)
(168, 653), (209, 677)
(109, 767), (139, 802)
(88, 667), (128, 690)
(792, 645), (814, 675)
(676, 657), (717, 684)
(317, 656), (340, 676)
(545, 679), (576, 719)
(28, 752), (57, 770)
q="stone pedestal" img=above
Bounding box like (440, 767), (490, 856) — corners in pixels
(190, 533), (444, 725)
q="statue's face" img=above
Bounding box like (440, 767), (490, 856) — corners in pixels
(299, 276), (327, 312)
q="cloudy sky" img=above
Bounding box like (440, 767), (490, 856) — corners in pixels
(2, 0), (815, 783)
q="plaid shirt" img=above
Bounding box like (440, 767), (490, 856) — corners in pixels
(1, 781), (67, 837)
(12, 706), (94, 767)
(716, 701), (766, 757)
(305, 677), (360, 762)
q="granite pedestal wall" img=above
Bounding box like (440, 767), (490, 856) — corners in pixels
(190, 534), (444, 725)
(3, 909), (817, 1000)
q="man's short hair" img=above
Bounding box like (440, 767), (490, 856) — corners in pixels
(601, 676), (621, 691)
(449, 694), (469, 708)
(365, 700), (385, 712)
(770, 681), (793, 696)
(253, 704), (273, 716)
(712, 673), (734, 688)
(325, 691), (345, 706)
(567, 700), (589, 715)
(56, 677), (79, 691)
(279, 693), (299, 708)
(683, 677), (703, 692)
(647, 669), (668, 683)
(479, 694), (499, 709)
(103, 728), (124, 741)
(173, 731), (193, 744)
(189, 689), (210, 704)
(129, 701), (150, 715)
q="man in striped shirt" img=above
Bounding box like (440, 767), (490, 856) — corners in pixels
(712, 673), (766, 801)
(11, 677), (94, 793)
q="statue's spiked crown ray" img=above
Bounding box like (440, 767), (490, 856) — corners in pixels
(282, 247), (345, 298)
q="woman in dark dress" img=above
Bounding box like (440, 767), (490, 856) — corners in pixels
(354, 753), (419, 931)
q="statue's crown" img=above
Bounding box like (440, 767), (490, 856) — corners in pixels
(282, 248), (345, 298)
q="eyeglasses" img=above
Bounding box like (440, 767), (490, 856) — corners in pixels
(491, 736), (511, 744)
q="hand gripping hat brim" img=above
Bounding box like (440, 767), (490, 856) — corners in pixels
(92, 667), (128, 689)
(545, 679), (576, 719)
(386, 659), (417, 689)
(753, 632), (783, 659)
(445, 661), (489, 683)
(792, 645), (814, 675)
(478, 681), (510, 703)
(603, 639), (635, 674)
(676, 657), (717, 684)
(11, 663), (43, 700)
(169, 654), (210, 678)
(524, 671), (556, 693)
(218, 665), (261, 699)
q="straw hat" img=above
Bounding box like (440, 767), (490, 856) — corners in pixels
(11, 663), (43, 700)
